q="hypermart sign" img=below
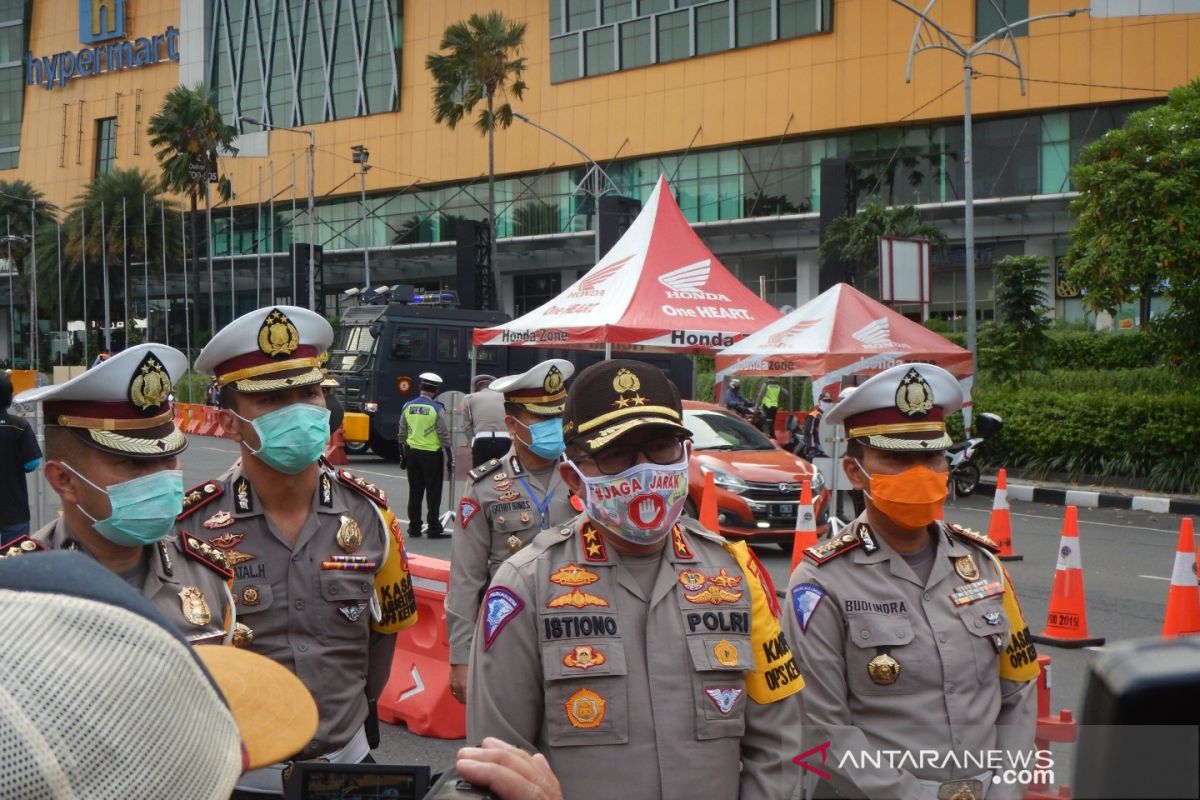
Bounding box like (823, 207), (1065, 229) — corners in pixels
(24, 0), (179, 90)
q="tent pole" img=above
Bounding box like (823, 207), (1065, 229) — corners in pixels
(691, 357), (698, 401)
(604, 342), (611, 360)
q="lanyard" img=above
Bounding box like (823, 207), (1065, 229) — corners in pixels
(517, 476), (555, 529)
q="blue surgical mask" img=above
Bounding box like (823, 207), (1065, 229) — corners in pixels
(234, 403), (331, 474)
(516, 417), (566, 460)
(65, 464), (185, 547)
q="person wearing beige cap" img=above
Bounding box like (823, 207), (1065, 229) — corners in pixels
(183, 306), (417, 796)
(784, 363), (1038, 800)
(466, 359), (804, 800)
(7, 343), (236, 646)
(446, 358), (578, 704)
(462, 373), (509, 468)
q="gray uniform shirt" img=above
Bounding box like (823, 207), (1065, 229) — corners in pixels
(783, 516), (1038, 800)
(462, 390), (508, 440)
(447, 450), (578, 663)
(172, 462), (396, 759)
(32, 517), (234, 644)
(467, 516), (802, 800)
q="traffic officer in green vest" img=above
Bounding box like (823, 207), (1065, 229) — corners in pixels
(398, 372), (452, 538)
(784, 363), (1039, 800)
(446, 358), (577, 703)
(7, 344), (235, 645)
(754, 379), (791, 438)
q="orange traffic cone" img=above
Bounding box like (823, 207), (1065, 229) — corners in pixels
(990, 468), (1022, 561)
(699, 470), (720, 532)
(1031, 506), (1105, 648)
(789, 480), (818, 573)
(1162, 518), (1200, 638)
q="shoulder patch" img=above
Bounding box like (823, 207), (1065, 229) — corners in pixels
(177, 481), (224, 521)
(947, 522), (1001, 553)
(804, 532), (862, 565)
(482, 585), (524, 650)
(1, 536), (46, 559)
(469, 458), (502, 482)
(178, 532), (234, 579)
(790, 582), (827, 633)
(337, 468), (388, 507)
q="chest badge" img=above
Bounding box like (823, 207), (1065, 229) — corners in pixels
(499, 491), (521, 502)
(685, 585), (744, 605)
(550, 563), (600, 587)
(867, 653), (901, 686)
(955, 554), (980, 581)
(506, 534), (523, 554)
(208, 531), (245, 550)
(337, 515), (363, 553)
(203, 511), (235, 529)
(705, 687), (744, 715)
(494, 480), (513, 492)
(178, 587), (212, 627)
(493, 472), (509, 482)
(564, 688), (607, 729)
(563, 644), (607, 670)
(241, 586), (260, 606)
(231, 622), (254, 648)
(548, 589), (610, 609)
(339, 604), (366, 622)
(713, 639), (739, 667)
(984, 609), (1003, 626)
(678, 569), (706, 592)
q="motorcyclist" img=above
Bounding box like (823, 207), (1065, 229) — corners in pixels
(799, 390), (834, 459)
(721, 378), (753, 417)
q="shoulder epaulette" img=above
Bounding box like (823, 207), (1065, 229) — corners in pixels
(337, 468), (388, 507)
(1, 536), (46, 559)
(681, 518), (726, 547)
(177, 481), (224, 521)
(469, 458), (503, 482)
(178, 532), (234, 579)
(804, 531), (862, 565)
(947, 522), (1001, 553)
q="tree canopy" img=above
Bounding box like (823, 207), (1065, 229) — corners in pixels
(1067, 79), (1200, 370)
(817, 201), (945, 287)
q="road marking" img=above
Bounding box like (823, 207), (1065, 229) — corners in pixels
(1137, 575), (1171, 582)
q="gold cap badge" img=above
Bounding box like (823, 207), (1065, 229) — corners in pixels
(257, 308), (301, 358)
(895, 368), (934, 418)
(544, 365), (565, 394)
(128, 352), (172, 412)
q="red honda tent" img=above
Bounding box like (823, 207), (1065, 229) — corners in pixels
(714, 282), (972, 401)
(472, 175), (781, 354)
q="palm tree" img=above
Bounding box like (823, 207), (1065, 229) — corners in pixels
(0, 180), (57, 366)
(147, 84), (237, 338)
(818, 201), (946, 288)
(426, 12), (527, 310)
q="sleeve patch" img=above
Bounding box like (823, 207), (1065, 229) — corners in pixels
(483, 585), (524, 651)
(459, 498), (480, 527)
(790, 582), (827, 633)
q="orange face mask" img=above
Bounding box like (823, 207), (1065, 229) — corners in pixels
(854, 461), (949, 529)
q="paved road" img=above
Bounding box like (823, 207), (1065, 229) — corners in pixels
(30, 437), (1190, 783)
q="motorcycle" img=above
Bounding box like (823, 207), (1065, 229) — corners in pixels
(946, 412), (1003, 497)
(785, 414), (827, 462)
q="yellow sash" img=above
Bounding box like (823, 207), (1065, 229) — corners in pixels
(989, 553), (1039, 682)
(371, 507), (419, 633)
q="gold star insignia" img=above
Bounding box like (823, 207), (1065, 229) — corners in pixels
(586, 542), (602, 557)
(630, 394), (647, 406)
(614, 397), (630, 409)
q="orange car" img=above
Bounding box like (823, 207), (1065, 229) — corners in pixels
(682, 400), (830, 547)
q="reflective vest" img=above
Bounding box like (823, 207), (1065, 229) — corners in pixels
(402, 397), (441, 451)
(762, 383), (782, 409)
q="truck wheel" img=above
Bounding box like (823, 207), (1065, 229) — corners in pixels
(344, 440), (370, 456)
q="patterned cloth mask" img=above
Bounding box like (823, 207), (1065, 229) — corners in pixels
(568, 450), (690, 545)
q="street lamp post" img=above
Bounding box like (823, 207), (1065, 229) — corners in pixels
(893, 1), (1086, 377)
(242, 117), (316, 311)
(351, 145), (371, 289)
(513, 112), (619, 266)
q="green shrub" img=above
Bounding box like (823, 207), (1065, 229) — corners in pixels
(1043, 330), (1164, 370)
(174, 371), (212, 404)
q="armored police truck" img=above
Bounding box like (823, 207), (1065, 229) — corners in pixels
(325, 291), (693, 461)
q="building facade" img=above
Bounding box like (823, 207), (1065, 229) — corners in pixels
(1, 0), (1198, 360)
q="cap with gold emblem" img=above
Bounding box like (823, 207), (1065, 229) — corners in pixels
(560, 359), (691, 455)
(14, 343), (188, 459)
(823, 362), (962, 451)
(490, 358), (575, 416)
(195, 306), (333, 393)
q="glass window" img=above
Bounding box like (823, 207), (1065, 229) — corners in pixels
(585, 26), (616, 75)
(513, 272), (563, 316)
(779, 0), (826, 38)
(736, 0), (771, 47)
(1040, 112), (1070, 194)
(657, 9), (690, 62)
(567, 0), (597, 31)
(973, 116), (1038, 198)
(436, 328), (461, 361)
(976, 0), (1028, 38)
(391, 326), (430, 360)
(550, 0), (564, 35)
(602, 0), (633, 23)
(551, 33), (581, 82)
(695, 2), (730, 55)
(620, 18), (652, 69)
(0, 24), (22, 63)
(94, 118), (116, 176)
(639, 0), (671, 12)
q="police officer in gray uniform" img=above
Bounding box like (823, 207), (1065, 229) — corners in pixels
(467, 360), (804, 800)
(8, 344), (235, 645)
(447, 359), (577, 703)
(784, 363), (1039, 800)
(462, 373), (510, 467)
(187, 306), (418, 797)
